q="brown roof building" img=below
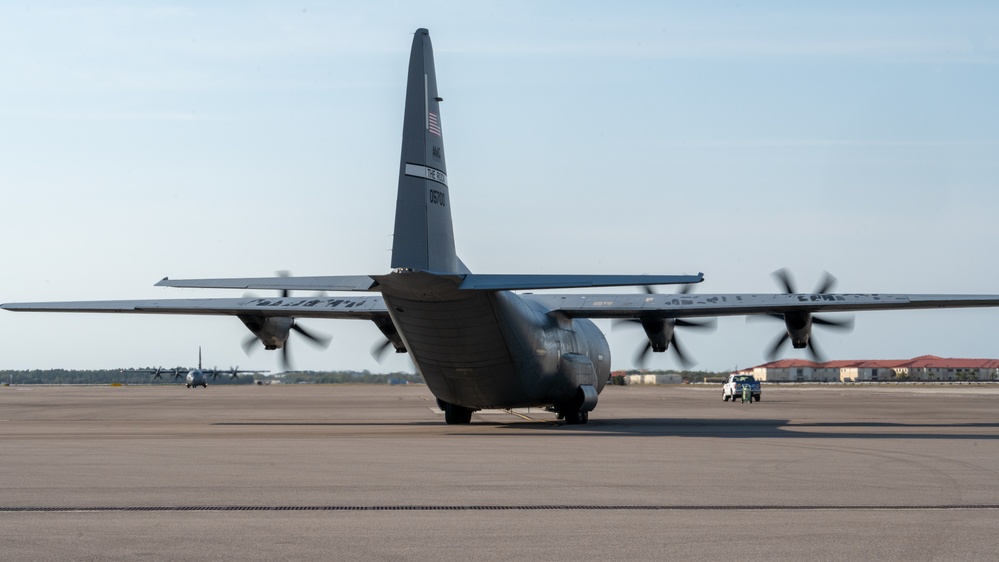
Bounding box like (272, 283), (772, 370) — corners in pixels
(742, 355), (999, 382)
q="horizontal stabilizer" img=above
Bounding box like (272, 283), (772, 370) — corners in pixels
(457, 273), (704, 291)
(1, 296), (388, 320)
(155, 275), (376, 292)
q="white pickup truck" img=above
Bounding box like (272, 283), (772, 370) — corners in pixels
(723, 374), (761, 403)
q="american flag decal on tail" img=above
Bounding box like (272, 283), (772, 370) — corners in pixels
(428, 112), (442, 136)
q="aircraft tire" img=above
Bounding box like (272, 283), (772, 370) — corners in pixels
(563, 410), (583, 425)
(443, 402), (473, 425)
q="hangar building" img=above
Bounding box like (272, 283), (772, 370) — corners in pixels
(743, 355), (999, 382)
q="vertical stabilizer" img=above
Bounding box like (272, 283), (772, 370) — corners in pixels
(391, 29), (461, 273)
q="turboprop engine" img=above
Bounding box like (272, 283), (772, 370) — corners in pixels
(237, 315), (331, 369)
(239, 315), (293, 350)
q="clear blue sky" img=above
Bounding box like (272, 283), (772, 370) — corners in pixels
(2, 1), (998, 372)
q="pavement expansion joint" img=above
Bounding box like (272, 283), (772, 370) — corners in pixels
(4, 504), (999, 513)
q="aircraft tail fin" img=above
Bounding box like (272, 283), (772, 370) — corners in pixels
(390, 28), (462, 274)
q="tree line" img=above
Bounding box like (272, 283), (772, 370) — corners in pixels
(608, 369), (733, 385)
(3, 367), (731, 386)
(0, 369), (424, 386)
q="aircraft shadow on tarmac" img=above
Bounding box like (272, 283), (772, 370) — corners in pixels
(215, 419), (999, 440)
(214, 422), (446, 427)
(486, 418), (999, 440)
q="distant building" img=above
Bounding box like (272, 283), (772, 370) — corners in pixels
(624, 373), (683, 385)
(743, 355), (999, 382)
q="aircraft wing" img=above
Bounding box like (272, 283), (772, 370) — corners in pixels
(1, 296), (388, 320)
(524, 293), (999, 318)
(10, 292), (999, 320)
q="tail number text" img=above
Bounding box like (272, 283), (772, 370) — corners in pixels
(429, 189), (447, 207)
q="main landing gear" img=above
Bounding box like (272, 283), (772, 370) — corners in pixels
(438, 399), (474, 425)
(549, 406), (590, 425)
(551, 384), (598, 425)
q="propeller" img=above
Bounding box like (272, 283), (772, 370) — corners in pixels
(369, 317), (407, 363)
(243, 321), (331, 370)
(615, 283), (715, 368)
(614, 316), (716, 368)
(773, 268), (839, 297)
(641, 282), (696, 296)
(241, 334), (259, 355)
(370, 338), (395, 363)
(752, 269), (855, 362)
(210, 366), (242, 381)
(275, 270), (292, 298)
(240, 271), (332, 371)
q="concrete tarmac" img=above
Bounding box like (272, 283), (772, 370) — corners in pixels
(2, 383), (999, 561)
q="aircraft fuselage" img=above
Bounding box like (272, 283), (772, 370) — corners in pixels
(186, 370), (207, 388)
(379, 271), (610, 410)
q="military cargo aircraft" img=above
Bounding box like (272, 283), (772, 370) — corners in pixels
(6, 29), (999, 424)
(135, 348), (263, 387)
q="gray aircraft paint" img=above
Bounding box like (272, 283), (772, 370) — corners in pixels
(186, 369), (207, 388)
(135, 347), (261, 387)
(8, 28), (999, 424)
(378, 30), (609, 417)
(390, 29), (459, 274)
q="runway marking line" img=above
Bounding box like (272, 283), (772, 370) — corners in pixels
(3, 504), (999, 513)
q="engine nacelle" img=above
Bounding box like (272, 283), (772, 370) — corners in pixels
(783, 311), (812, 349)
(238, 315), (293, 350)
(639, 316), (674, 352)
